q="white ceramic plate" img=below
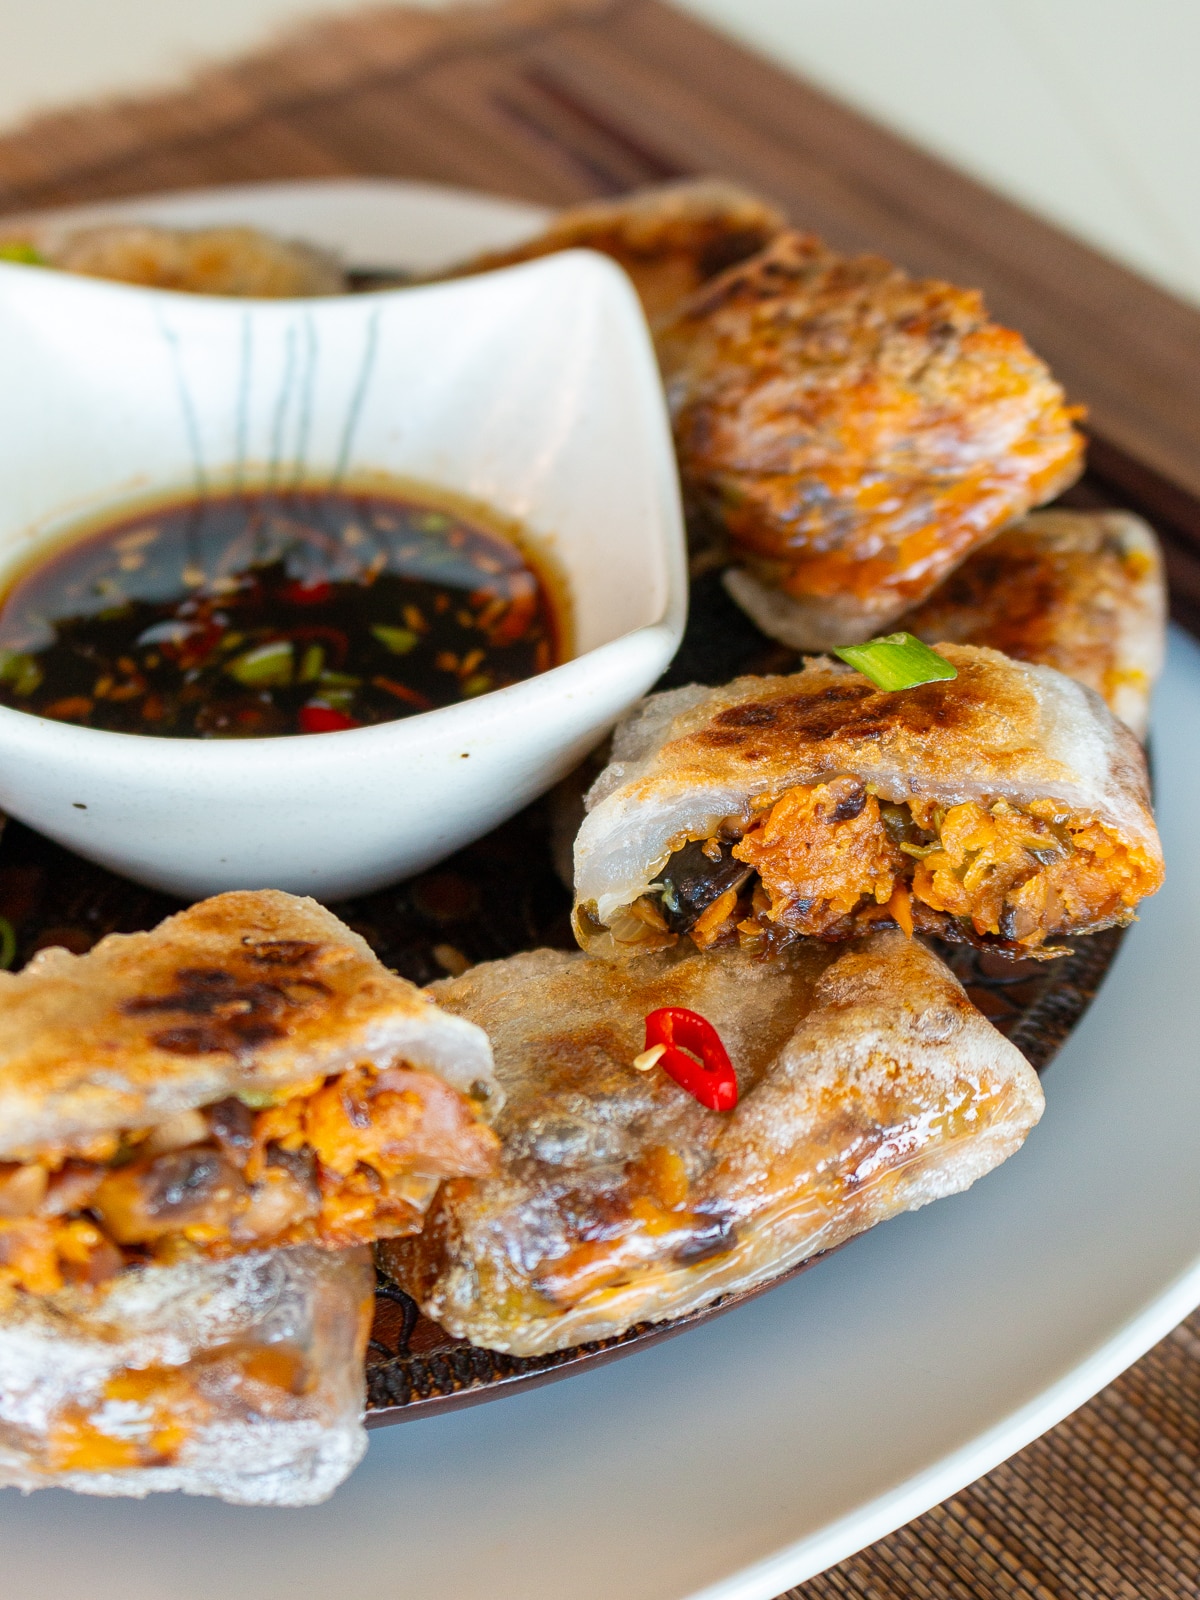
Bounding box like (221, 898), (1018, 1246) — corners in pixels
(1, 180), (1196, 1600)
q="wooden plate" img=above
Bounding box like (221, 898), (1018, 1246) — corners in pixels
(0, 456), (1136, 1427)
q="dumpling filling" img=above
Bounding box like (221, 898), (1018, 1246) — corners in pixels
(0, 1064), (497, 1297)
(615, 777), (1160, 958)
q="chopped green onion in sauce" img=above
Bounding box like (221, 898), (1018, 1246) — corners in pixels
(0, 487), (564, 737)
(370, 625), (419, 655)
(833, 632), (957, 691)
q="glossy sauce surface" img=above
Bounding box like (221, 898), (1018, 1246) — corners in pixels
(0, 487), (563, 736)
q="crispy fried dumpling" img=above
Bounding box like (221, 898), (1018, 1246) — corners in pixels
(0, 890), (498, 1295)
(0, 1245), (373, 1504)
(655, 231), (1084, 649)
(903, 509), (1166, 740)
(380, 936), (1042, 1355)
(572, 645), (1162, 960)
(444, 178), (785, 318)
(34, 223), (345, 297)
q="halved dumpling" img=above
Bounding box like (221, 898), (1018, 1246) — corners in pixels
(0, 890), (498, 1295)
(573, 645), (1162, 960)
(440, 177), (785, 319)
(381, 935), (1043, 1355)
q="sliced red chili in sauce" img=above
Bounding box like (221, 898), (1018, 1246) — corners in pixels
(298, 704), (360, 734)
(280, 579), (335, 606)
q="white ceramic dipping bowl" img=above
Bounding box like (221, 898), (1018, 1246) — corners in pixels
(0, 250), (686, 899)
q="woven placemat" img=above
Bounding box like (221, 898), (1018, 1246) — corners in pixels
(2, 4), (1197, 1592)
(793, 1312), (1200, 1599)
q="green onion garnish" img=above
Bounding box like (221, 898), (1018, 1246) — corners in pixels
(0, 917), (16, 970)
(371, 624), (419, 655)
(0, 241), (45, 266)
(225, 640), (294, 687)
(0, 649), (44, 697)
(833, 632), (957, 691)
(298, 642), (326, 683)
(236, 1088), (279, 1109)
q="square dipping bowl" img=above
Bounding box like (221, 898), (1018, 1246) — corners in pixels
(0, 250), (687, 899)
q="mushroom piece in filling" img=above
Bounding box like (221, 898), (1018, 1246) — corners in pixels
(0, 1065), (498, 1297)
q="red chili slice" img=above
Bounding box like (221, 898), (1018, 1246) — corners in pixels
(281, 579), (334, 605)
(299, 704), (360, 734)
(642, 1007), (738, 1112)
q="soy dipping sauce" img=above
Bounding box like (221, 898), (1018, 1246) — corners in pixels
(0, 486), (565, 737)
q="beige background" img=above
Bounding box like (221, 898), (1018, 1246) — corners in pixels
(2, 0), (1198, 305)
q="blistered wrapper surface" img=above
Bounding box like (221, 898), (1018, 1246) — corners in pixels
(386, 936), (1044, 1355)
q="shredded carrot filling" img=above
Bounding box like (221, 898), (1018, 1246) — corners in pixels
(730, 779), (896, 936)
(45, 1340), (312, 1473)
(48, 1366), (199, 1473)
(886, 882), (914, 938)
(633, 780), (1160, 956)
(0, 1064), (498, 1297)
(906, 800), (1156, 942)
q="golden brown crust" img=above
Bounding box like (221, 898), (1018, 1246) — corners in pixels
(0, 889), (495, 1159)
(443, 178), (785, 318)
(573, 645), (1162, 953)
(42, 225), (346, 297)
(903, 509), (1166, 739)
(657, 232), (1085, 640)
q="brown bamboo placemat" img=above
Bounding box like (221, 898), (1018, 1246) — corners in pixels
(2, 3), (1199, 1592)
